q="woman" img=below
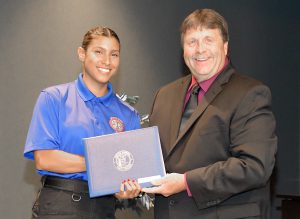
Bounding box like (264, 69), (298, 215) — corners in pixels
(24, 26), (141, 219)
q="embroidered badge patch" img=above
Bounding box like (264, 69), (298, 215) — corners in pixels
(109, 117), (124, 132)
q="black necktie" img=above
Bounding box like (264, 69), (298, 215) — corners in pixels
(179, 84), (200, 133)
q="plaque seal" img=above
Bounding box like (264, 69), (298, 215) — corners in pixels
(113, 150), (134, 171)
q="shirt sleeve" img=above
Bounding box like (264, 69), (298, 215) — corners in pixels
(184, 173), (193, 197)
(24, 91), (60, 160)
(131, 110), (141, 130)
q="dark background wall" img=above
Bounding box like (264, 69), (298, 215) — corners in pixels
(0, 0), (298, 218)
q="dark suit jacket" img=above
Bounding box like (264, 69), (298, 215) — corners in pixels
(149, 65), (277, 219)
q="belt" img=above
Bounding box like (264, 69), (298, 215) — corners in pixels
(42, 176), (89, 194)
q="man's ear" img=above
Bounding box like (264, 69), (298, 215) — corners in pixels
(77, 47), (86, 62)
(224, 41), (229, 56)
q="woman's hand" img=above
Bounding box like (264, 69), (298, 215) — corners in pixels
(114, 179), (141, 200)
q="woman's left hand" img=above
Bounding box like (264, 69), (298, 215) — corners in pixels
(114, 179), (141, 200)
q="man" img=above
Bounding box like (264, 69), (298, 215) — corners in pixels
(143, 9), (277, 219)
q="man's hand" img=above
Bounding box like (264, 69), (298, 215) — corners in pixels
(142, 173), (186, 197)
(115, 179), (141, 200)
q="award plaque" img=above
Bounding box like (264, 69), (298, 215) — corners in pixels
(83, 126), (166, 198)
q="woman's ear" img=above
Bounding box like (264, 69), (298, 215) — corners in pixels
(77, 47), (85, 62)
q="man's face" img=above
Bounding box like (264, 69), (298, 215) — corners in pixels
(183, 27), (228, 82)
(78, 36), (120, 89)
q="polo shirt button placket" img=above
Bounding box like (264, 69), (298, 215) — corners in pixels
(93, 103), (101, 129)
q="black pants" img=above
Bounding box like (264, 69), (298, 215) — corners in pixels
(32, 177), (116, 219)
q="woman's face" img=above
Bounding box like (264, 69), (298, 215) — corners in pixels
(78, 36), (120, 92)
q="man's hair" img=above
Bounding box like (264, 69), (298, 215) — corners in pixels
(180, 8), (229, 45)
(81, 26), (120, 50)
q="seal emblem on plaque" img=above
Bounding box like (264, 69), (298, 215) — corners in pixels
(113, 150), (134, 171)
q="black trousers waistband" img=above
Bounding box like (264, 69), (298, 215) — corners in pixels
(42, 176), (89, 194)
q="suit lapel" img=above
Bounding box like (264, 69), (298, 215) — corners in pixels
(165, 67), (236, 160)
(167, 75), (191, 153)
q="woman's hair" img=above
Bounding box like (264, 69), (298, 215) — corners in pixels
(180, 8), (229, 44)
(81, 26), (120, 50)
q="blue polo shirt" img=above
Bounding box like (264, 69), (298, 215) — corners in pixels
(24, 74), (140, 180)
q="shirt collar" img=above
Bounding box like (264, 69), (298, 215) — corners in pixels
(75, 73), (114, 105)
(188, 57), (229, 93)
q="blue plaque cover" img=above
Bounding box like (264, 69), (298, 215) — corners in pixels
(83, 126), (166, 198)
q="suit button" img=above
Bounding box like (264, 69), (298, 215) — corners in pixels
(169, 200), (176, 206)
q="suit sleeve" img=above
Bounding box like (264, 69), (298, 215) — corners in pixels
(186, 84), (277, 209)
